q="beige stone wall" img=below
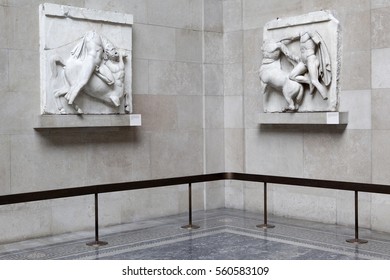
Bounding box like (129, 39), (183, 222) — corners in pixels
(240, 0), (390, 232)
(1, 0), (390, 243)
(0, 0), (226, 243)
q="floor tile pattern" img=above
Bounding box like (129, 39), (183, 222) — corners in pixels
(1, 209), (390, 260)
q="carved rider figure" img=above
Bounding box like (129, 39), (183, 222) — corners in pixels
(281, 31), (331, 100)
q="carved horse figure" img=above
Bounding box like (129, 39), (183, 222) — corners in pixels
(259, 40), (303, 111)
(50, 31), (128, 114)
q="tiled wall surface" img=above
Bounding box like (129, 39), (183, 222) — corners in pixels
(0, 0), (213, 243)
(240, 0), (390, 232)
(1, 0), (390, 243)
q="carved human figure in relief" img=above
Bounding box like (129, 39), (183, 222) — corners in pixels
(281, 31), (331, 100)
(50, 30), (129, 114)
(259, 40), (304, 111)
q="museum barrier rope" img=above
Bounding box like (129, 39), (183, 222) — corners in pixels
(1, 172), (389, 246)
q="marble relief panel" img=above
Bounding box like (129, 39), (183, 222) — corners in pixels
(39, 3), (133, 115)
(260, 11), (341, 112)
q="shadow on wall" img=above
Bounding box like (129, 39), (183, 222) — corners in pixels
(258, 124), (347, 134)
(35, 128), (143, 147)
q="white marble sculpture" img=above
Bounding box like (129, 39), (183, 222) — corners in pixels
(51, 30), (128, 114)
(281, 31), (331, 101)
(260, 11), (340, 113)
(259, 40), (303, 112)
(40, 3), (133, 115)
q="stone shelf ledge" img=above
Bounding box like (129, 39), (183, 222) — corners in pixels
(259, 112), (348, 125)
(34, 114), (142, 129)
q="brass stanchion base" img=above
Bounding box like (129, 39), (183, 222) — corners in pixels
(256, 224), (275, 229)
(86, 241), (108, 247)
(181, 224), (200, 230)
(346, 238), (368, 244)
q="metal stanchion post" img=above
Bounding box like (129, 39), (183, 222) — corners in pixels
(256, 182), (275, 229)
(87, 193), (108, 246)
(181, 183), (200, 229)
(346, 191), (368, 244)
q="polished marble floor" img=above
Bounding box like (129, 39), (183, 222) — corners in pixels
(1, 209), (390, 260)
